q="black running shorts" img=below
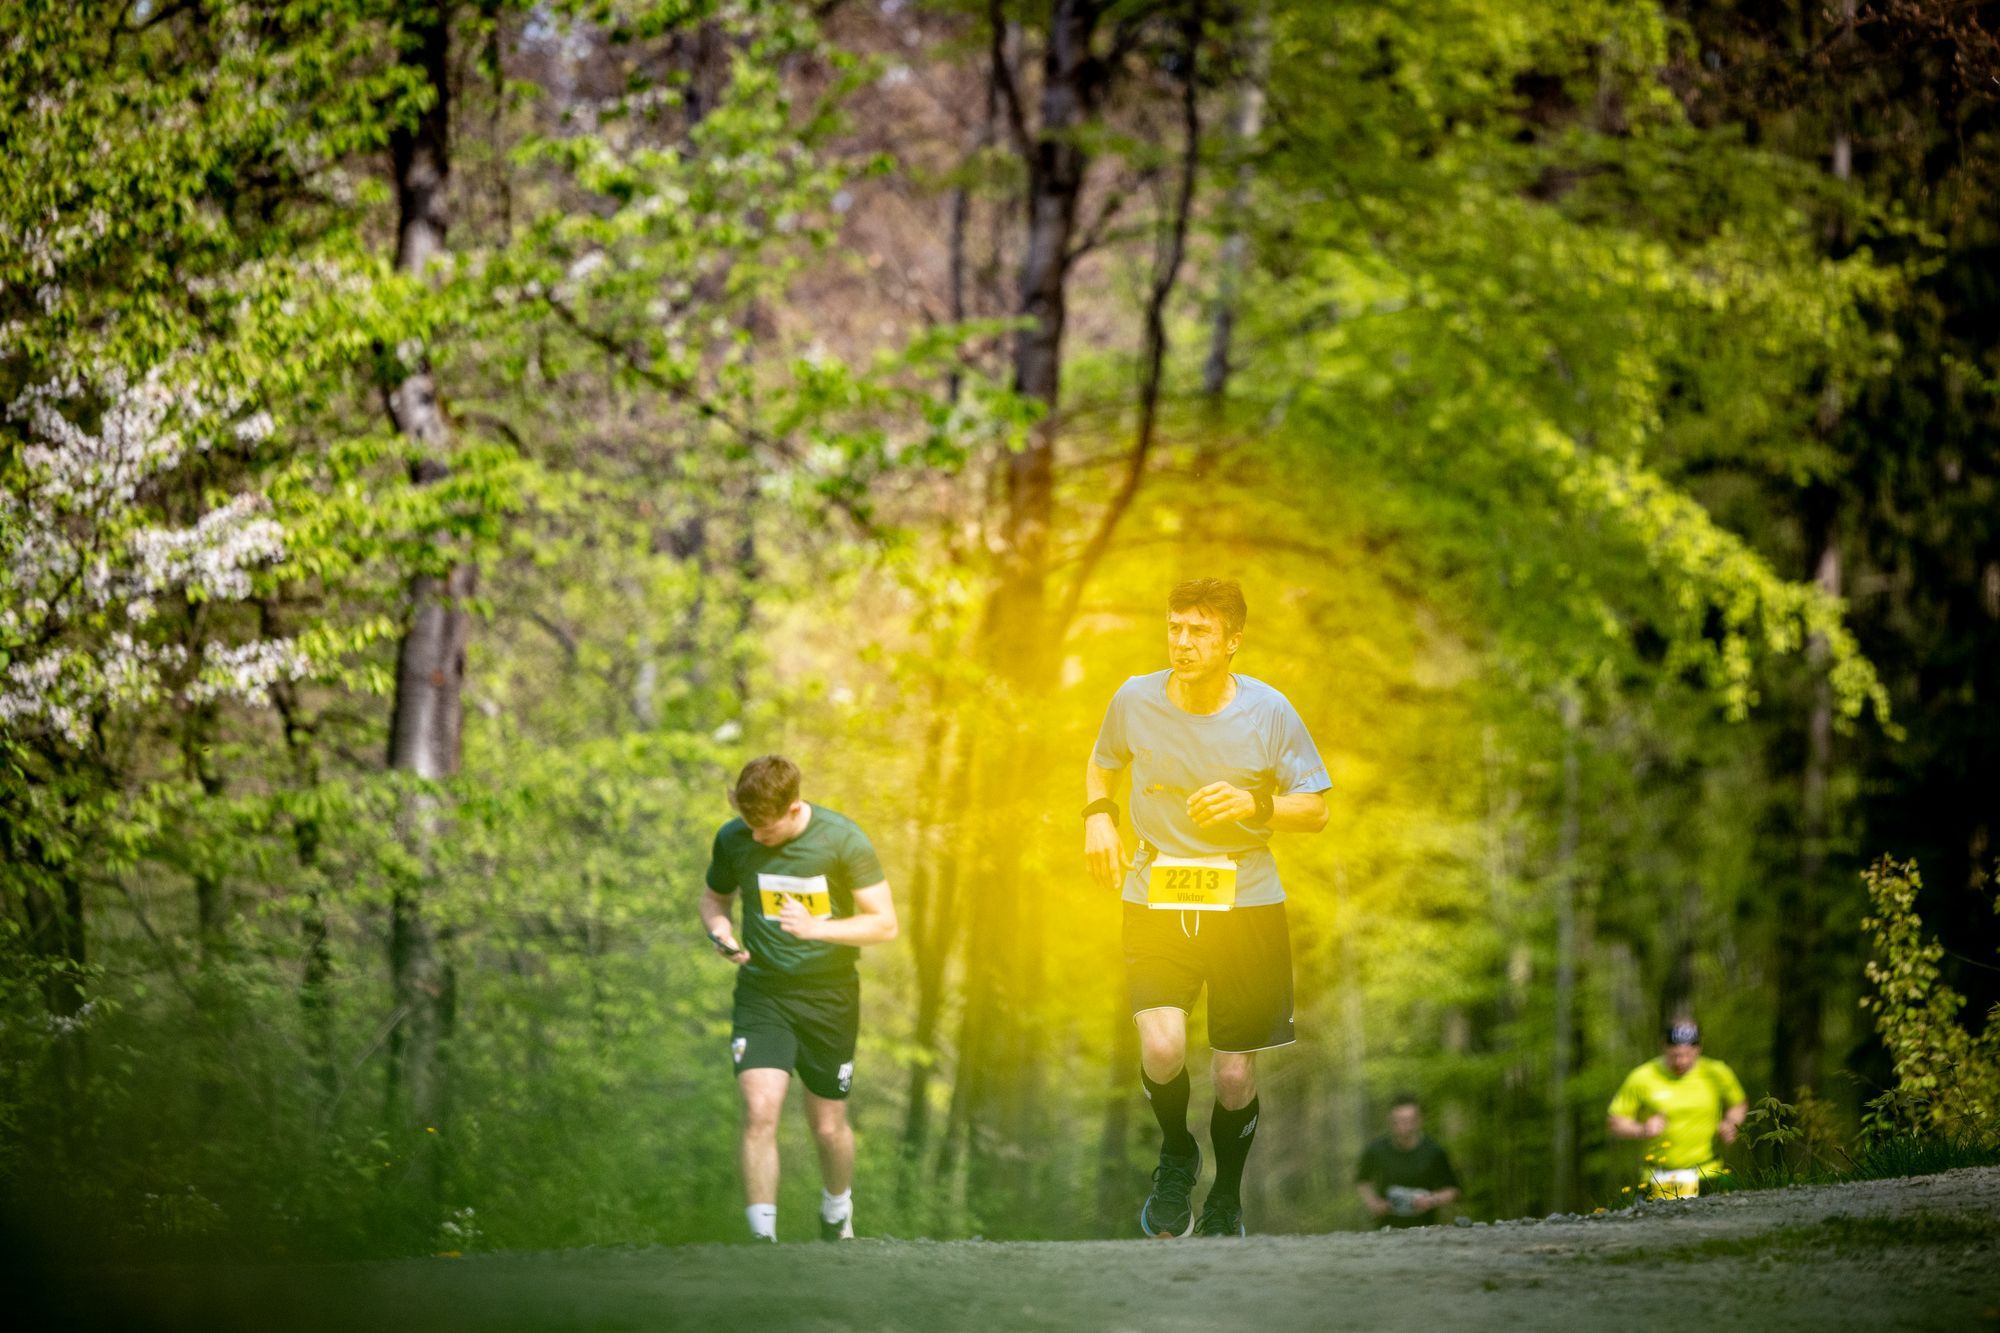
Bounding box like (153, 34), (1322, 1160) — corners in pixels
(729, 971), (860, 1100)
(1123, 901), (1295, 1053)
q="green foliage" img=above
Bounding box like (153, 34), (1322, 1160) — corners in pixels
(3, 0), (1992, 1261)
(1858, 858), (2000, 1138)
(1244, 0), (1896, 726)
(1743, 1091), (1830, 1159)
(1706, 1136), (2000, 1197)
(0, 0), (1010, 1259)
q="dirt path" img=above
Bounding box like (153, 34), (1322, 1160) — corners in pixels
(54, 1168), (2000, 1332)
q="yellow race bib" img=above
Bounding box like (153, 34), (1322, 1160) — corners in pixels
(1145, 854), (1237, 911)
(1646, 1168), (1702, 1200)
(757, 872), (833, 921)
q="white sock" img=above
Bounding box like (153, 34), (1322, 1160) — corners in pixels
(820, 1188), (852, 1224)
(746, 1203), (777, 1240)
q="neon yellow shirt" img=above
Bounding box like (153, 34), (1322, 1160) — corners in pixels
(1607, 1056), (1746, 1174)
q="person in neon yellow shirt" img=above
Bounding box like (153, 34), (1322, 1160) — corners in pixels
(1606, 1020), (1748, 1199)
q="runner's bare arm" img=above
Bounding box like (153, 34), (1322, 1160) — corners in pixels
(777, 881), (897, 945)
(1084, 760), (1130, 892)
(1356, 1183), (1390, 1218)
(1606, 1113), (1668, 1139)
(1717, 1100), (1749, 1144)
(1186, 784), (1329, 832)
(699, 887), (750, 964)
(1267, 789), (1329, 832)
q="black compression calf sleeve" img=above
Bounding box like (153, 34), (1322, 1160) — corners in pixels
(1141, 1066), (1198, 1157)
(1209, 1096), (1261, 1200)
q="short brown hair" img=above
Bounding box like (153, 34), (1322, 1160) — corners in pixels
(1167, 578), (1247, 637)
(732, 755), (801, 825)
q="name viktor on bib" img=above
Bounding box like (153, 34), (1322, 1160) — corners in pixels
(1145, 854), (1238, 911)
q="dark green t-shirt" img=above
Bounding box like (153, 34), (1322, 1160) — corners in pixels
(1356, 1134), (1461, 1227)
(704, 806), (886, 988)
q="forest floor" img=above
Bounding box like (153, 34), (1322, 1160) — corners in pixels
(45, 1166), (2000, 1332)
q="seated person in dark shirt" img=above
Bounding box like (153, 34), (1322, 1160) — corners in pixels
(1355, 1093), (1462, 1227)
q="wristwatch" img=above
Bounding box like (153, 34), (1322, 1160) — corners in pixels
(1081, 798), (1119, 825)
(1245, 789), (1275, 827)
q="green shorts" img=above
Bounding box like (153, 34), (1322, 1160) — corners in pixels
(730, 971), (860, 1100)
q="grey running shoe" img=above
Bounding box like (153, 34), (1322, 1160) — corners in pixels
(1193, 1195), (1246, 1237)
(819, 1211), (854, 1241)
(1139, 1145), (1202, 1238)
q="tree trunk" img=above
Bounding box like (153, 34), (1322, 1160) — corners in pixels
(1774, 0), (1853, 1101)
(1551, 690), (1581, 1211)
(986, 0), (1103, 675)
(945, 60), (999, 406)
(184, 702), (230, 1120)
(898, 704), (969, 1215)
(1335, 861), (1368, 1180)
(264, 609), (339, 1107)
(957, 0), (1112, 1225)
(1664, 880), (1700, 1026)
(1201, 0), (1269, 404)
(17, 855), (88, 1108)
(1054, 0), (1203, 639)
(1092, 982), (1140, 1225)
(382, 2), (464, 1222)
(1483, 727), (1531, 1216)
(1775, 512), (1840, 1098)
(185, 702), (228, 966)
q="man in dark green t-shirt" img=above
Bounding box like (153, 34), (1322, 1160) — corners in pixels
(698, 755), (897, 1243)
(1355, 1093), (1463, 1228)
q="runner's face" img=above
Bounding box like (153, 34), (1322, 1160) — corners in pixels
(746, 801), (808, 846)
(1389, 1105), (1422, 1144)
(1166, 607), (1240, 683)
(1663, 1042), (1699, 1076)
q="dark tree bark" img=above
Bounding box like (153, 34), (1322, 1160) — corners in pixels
(953, 0), (1118, 1222)
(1201, 0), (1268, 405)
(982, 0), (1110, 682)
(945, 57), (999, 406)
(897, 702), (970, 1212)
(182, 700), (230, 1119)
(1054, 0), (1202, 638)
(6, 809), (90, 1149)
(184, 702), (227, 964)
(269, 671), (338, 1104)
(17, 864), (87, 1042)
(1773, 0), (1856, 1101)
(955, 0), (1197, 1224)
(1090, 981), (1140, 1225)
(1775, 497), (1841, 1099)
(382, 1), (466, 1217)
(1551, 690), (1581, 1210)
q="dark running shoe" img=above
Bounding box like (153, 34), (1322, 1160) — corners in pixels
(1139, 1145), (1202, 1238)
(1193, 1195), (1246, 1238)
(820, 1211), (854, 1241)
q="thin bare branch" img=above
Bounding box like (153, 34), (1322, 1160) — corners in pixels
(988, 0), (1034, 159)
(542, 295), (885, 538)
(1054, 1), (1204, 641)
(526, 609), (581, 665)
(1065, 171), (1152, 267)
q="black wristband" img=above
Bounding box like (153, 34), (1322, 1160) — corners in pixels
(1245, 789), (1275, 827)
(1082, 798), (1119, 825)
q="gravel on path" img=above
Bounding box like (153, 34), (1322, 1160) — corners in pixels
(44, 1166), (2000, 1332)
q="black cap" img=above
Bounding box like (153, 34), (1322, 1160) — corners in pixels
(1666, 1020), (1701, 1046)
